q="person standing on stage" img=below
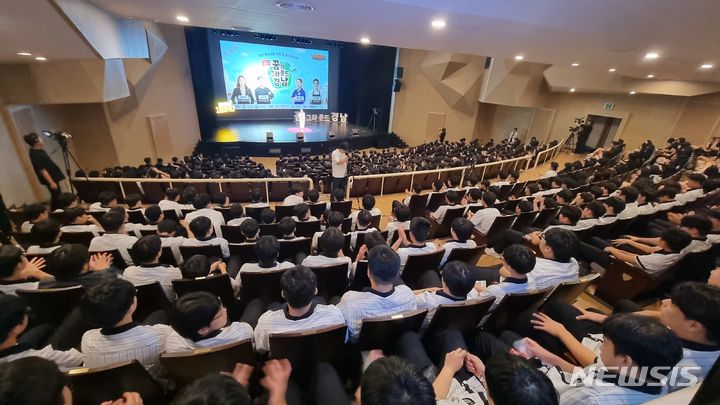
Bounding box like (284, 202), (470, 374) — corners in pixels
(331, 142), (350, 193)
(23, 133), (65, 210)
(291, 78), (306, 105)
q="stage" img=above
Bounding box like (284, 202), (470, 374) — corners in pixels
(198, 119), (392, 156)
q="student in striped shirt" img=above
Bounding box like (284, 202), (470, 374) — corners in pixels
(602, 228), (692, 275)
(415, 260), (476, 329)
(80, 278), (173, 375)
(236, 236), (294, 287)
(20, 203), (49, 233)
(302, 227), (352, 278)
(0, 245), (51, 295)
(337, 245), (416, 341)
(349, 194), (381, 229)
(123, 235), (182, 299)
(392, 217), (438, 277)
(183, 216), (230, 259)
(291, 203), (318, 223)
(349, 210), (378, 253)
(60, 207), (102, 236)
(438, 218), (477, 267)
(472, 244), (536, 306)
(254, 266), (345, 352)
(310, 210), (344, 254)
(165, 291), (254, 353)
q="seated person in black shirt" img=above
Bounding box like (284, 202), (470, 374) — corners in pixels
(38, 244), (115, 290)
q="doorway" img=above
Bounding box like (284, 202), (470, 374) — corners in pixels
(585, 114), (622, 149)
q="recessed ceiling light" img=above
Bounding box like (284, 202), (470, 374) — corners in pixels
(629, 91), (636, 95)
(647, 74), (655, 78)
(571, 63), (579, 67)
(176, 15), (189, 23)
(700, 64), (714, 70)
(608, 68), (616, 72)
(644, 52), (659, 60)
(17, 52), (32, 56)
(431, 19), (446, 29)
(360, 37), (370, 44)
(35, 57), (47, 61)
(569, 88), (576, 92)
(514, 55), (524, 61)
(276, 1), (315, 11)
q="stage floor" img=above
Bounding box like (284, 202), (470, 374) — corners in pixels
(213, 120), (374, 143)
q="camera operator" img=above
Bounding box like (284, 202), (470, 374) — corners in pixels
(23, 132), (65, 209)
(573, 118), (594, 154)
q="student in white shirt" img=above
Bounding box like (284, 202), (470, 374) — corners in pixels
(254, 265), (346, 351)
(598, 196), (626, 225)
(337, 245), (416, 341)
(676, 173), (706, 204)
(127, 205), (163, 238)
(239, 218), (260, 244)
(60, 207), (102, 236)
(89, 208), (138, 266)
(38, 244), (116, 290)
(0, 295), (82, 371)
(349, 194), (382, 228)
(236, 236), (294, 286)
(302, 227), (352, 278)
(80, 278), (173, 376)
(415, 260), (477, 328)
(468, 191), (501, 235)
(225, 203), (249, 227)
(402, 183), (426, 206)
(277, 217), (302, 241)
(25, 219), (64, 255)
(183, 216), (230, 259)
(616, 186), (640, 220)
(576, 201), (606, 230)
(392, 217), (438, 278)
(473, 244), (536, 305)
(602, 228), (692, 276)
(19, 202), (48, 233)
(123, 235), (182, 299)
(157, 219), (187, 265)
(525, 228), (580, 290)
(542, 161), (559, 179)
(88, 190), (118, 212)
(385, 205), (412, 244)
(0, 245), (52, 295)
(260, 208), (276, 225)
(349, 210), (377, 253)
(311, 211), (344, 254)
(157, 187), (183, 218)
(491, 170), (511, 187)
(291, 203), (318, 223)
(165, 291), (254, 353)
(246, 188), (270, 209)
(439, 218), (477, 267)
(462, 188), (484, 211)
(430, 190), (462, 224)
(184, 193), (226, 238)
(282, 183), (305, 206)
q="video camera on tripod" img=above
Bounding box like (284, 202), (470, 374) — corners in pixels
(42, 130), (73, 149)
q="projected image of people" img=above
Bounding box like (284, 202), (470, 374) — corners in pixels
(254, 76), (274, 105)
(231, 75), (254, 105)
(291, 79), (306, 105)
(310, 79), (323, 105)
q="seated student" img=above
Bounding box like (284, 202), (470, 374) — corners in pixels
(349, 194), (382, 226)
(330, 188), (346, 204)
(237, 235), (294, 283)
(543, 161), (559, 178)
(467, 191), (501, 235)
(385, 204), (412, 243)
(179, 186), (197, 210)
(291, 203), (318, 222)
(616, 186), (640, 219)
(0, 245), (51, 295)
(212, 192), (231, 209)
(306, 188), (327, 212)
(337, 245), (416, 340)
(256, 209), (275, 227)
(157, 219), (187, 263)
(127, 205), (163, 238)
(183, 216), (230, 259)
(576, 201), (606, 230)
(247, 188), (270, 209)
(554, 189), (574, 205)
(20, 202), (48, 233)
(124, 193), (144, 216)
(350, 230), (387, 279)
(123, 235), (182, 299)
(403, 183), (426, 206)
(25, 219), (63, 255)
(392, 217), (439, 274)
(158, 187), (183, 217)
(514, 199), (534, 214)
(54, 192), (79, 213)
(349, 210), (377, 251)
(676, 173), (706, 204)
(39, 244), (115, 290)
(165, 291), (253, 353)
(0, 295), (82, 370)
(427, 179), (445, 201)
(60, 207), (102, 236)
(283, 183), (305, 206)
(311, 211), (344, 253)
(653, 186), (681, 213)
(598, 228), (692, 275)
(277, 217), (301, 241)
(88, 190), (118, 212)
(302, 227), (351, 275)
(570, 191), (595, 207)
(184, 193), (226, 238)
(438, 218), (477, 266)
(89, 209), (138, 266)
(641, 214), (712, 254)
(492, 170), (511, 187)
(226, 203), (248, 226)
(430, 190), (462, 224)
(473, 244), (536, 305)
(80, 278), (172, 375)
(597, 196), (626, 225)
(254, 266), (346, 352)
(239, 218), (260, 244)
(463, 188), (484, 210)
(415, 260), (476, 327)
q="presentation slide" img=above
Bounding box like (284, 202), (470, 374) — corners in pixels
(220, 40), (329, 110)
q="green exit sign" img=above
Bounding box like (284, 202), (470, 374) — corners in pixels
(603, 102), (615, 110)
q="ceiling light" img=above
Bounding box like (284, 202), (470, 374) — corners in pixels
(431, 19), (446, 29)
(276, 1), (315, 11)
(608, 68), (616, 72)
(644, 52), (659, 60)
(176, 15), (189, 23)
(629, 91), (636, 95)
(17, 52), (32, 56)
(35, 57), (47, 61)
(571, 63), (579, 67)
(700, 63), (714, 70)
(647, 74), (655, 78)
(514, 55), (524, 61)
(569, 88), (576, 92)
(360, 37), (370, 44)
